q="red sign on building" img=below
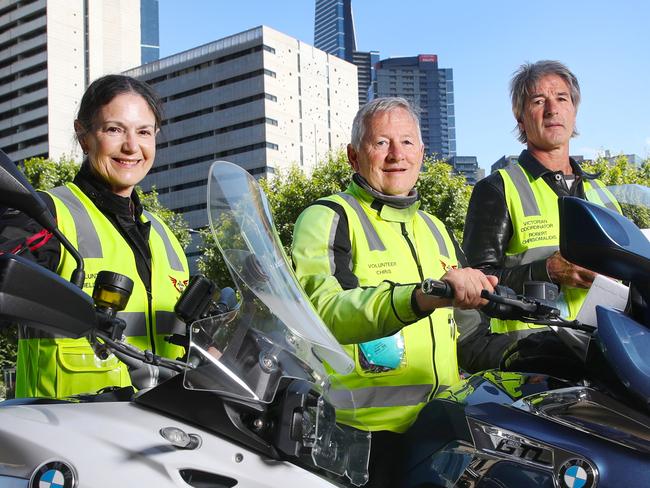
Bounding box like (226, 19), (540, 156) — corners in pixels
(418, 54), (438, 63)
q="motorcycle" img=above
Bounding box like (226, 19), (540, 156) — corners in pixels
(0, 157), (371, 488)
(395, 184), (650, 487)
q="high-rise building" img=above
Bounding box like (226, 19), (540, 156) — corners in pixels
(314, 0), (375, 107)
(491, 155), (519, 173)
(140, 0), (160, 64)
(0, 0), (155, 163)
(125, 26), (358, 265)
(447, 156), (484, 185)
(314, 0), (356, 62)
(372, 55), (456, 159)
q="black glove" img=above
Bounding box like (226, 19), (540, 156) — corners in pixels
(499, 330), (586, 380)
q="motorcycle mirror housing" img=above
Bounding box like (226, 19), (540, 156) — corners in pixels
(0, 149), (85, 287)
(559, 196), (650, 283)
(0, 149), (57, 232)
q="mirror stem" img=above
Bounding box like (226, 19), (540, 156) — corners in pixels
(52, 227), (85, 288)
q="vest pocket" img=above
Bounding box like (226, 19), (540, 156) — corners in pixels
(354, 332), (408, 378)
(56, 343), (128, 396)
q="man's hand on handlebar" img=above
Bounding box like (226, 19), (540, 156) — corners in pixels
(415, 268), (498, 312)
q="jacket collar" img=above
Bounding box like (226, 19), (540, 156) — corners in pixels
(517, 149), (592, 180)
(348, 177), (420, 223)
(73, 162), (144, 221)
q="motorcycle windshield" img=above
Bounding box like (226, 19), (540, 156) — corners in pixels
(183, 161), (354, 403)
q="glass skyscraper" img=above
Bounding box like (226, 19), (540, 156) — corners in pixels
(314, 0), (356, 62)
(140, 0), (160, 64)
(314, 0), (376, 106)
(372, 55), (456, 159)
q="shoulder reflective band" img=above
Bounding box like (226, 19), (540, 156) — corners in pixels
(336, 192), (386, 251)
(49, 186), (103, 258)
(503, 165), (541, 217)
(418, 211), (450, 258)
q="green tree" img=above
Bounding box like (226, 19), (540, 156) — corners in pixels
(417, 157), (473, 240)
(21, 155), (81, 190)
(582, 155), (650, 229)
(0, 157), (190, 379)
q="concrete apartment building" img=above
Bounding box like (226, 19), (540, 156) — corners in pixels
(0, 0), (155, 163)
(125, 25), (358, 243)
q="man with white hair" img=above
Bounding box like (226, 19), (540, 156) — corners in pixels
(292, 97), (496, 487)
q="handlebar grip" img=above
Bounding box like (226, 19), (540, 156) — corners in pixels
(421, 279), (454, 299)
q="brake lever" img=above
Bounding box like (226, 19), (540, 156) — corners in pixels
(480, 286), (561, 321)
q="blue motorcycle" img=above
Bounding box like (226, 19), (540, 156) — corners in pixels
(397, 187), (650, 488)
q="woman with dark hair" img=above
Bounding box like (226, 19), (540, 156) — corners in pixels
(0, 74), (189, 398)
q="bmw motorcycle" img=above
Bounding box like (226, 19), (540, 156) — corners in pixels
(396, 184), (650, 488)
(0, 157), (371, 488)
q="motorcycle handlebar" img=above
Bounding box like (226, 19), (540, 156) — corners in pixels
(420, 278), (569, 324)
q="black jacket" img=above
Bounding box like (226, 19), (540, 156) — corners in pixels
(0, 164), (153, 289)
(462, 149), (596, 294)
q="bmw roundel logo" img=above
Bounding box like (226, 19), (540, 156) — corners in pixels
(558, 458), (598, 488)
(29, 460), (77, 488)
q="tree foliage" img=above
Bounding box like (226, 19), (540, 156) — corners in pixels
(417, 157), (473, 240)
(21, 155), (81, 190)
(581, 155), (650, 229)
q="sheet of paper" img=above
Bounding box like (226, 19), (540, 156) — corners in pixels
(575, 274), (629, 327)
(552, 275), (629, 361)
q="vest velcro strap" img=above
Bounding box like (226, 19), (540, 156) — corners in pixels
(418, 211), (450, 258)
(329, 383), (433, 409)
(505, 244), (559, 267)
(504, 164), (541, 217)
(143, 211), (185, 272)
(155, 311), (185, 335)
(117, 311), (147, 336)
(337, 193), (386, 251)
(49, 186), (103, 258)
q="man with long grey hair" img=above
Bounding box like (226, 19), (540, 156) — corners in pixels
(461, 60), (620, 372)
(292, 96), (496, 486)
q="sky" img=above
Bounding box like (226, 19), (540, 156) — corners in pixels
(159, 0), (650, 170)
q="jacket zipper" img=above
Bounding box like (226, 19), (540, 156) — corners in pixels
(400, 222), (439, 400)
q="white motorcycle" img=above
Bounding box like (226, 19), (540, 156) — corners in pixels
(0, 156), (370, 488)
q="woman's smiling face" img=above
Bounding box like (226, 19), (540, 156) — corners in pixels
(78, 92), (158, 197)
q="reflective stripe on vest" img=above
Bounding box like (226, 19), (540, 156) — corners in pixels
(329, 383), (435, 409)
(587, 180), (619, 212)
(336, 192), (386, 251)
(503, 164), (541, 217)
(143, 210), (185, 272)
(418, 211), (450, 257)
(49, 186), (103, 258)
